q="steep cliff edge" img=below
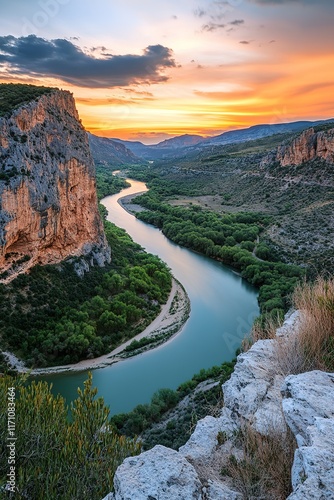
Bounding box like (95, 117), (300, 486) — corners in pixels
(262, 126), (334, 166)
(0, 86), (110, 280)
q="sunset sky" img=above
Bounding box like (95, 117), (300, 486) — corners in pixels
(0, 0), (333, 143)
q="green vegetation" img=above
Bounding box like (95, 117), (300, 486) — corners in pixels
(95, 165), (129, 200)
(111, 361), (235, 450)
(0, 220), (171, 367)
(0, 83), (55, 117)
(0, 373), (140, 499)
(131, 190), (303, 321)
(312, 122), (334, 133)
(127, 126), (334, 275)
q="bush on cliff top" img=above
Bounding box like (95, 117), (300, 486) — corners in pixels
(0, 83), (55, 117)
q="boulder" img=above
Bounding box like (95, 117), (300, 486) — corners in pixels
(179, 410), (237, 462)
(281, 371), (334, 445)
(112, 445), (202, 500)
(276, 310), (301, 338)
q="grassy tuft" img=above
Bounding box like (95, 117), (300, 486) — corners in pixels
(242, 314), (281, 352)
(224, 422), (296, 500)
(293, 277), (334, 372)
(243, 277), (334, 374)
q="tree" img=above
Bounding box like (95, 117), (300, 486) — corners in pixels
(0, 373), (140, 499)
(256, 244), (272, 261)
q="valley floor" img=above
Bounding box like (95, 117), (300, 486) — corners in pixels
(3, 278), (190, 375)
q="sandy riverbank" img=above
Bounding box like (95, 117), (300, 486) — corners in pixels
(117, 191), (147, 214)
(2, 190), (190, 375)
(3, 277), (190, 376)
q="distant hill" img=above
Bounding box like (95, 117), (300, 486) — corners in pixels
(145, 124), (334, 273)
(204, 119), (334, 146)
(109, 119), (334, 161)
(88, 133), (142, 166)
(151, 134), (205, 149)
(110, 135), (205, 160)
(110, 138), (152, 159)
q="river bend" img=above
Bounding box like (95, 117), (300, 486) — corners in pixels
(44, 180), (259, 415)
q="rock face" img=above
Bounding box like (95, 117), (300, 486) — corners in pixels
(112, 445), (202, 500)
(109, 311), (334, 499)
(276, 127), (334, 166)
(222, 338), (287, 434)
(0, 89), (110, 279)
(282, 371), (334, 500)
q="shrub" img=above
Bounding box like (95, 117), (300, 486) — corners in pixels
(0, 373), (140, 499)
(247, 277), (334, 375)
(0, 83), (55, 117)
(255, 243), (271, 260)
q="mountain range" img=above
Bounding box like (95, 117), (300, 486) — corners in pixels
(90, 119), (334, 165)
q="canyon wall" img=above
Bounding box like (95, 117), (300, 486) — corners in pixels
(262, 126), (334, 167)
(0, 89), (110, 280)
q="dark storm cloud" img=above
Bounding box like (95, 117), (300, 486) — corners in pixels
(0, 35), (176, 88)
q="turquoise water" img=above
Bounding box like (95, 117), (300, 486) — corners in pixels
(41, 180), (259, 415)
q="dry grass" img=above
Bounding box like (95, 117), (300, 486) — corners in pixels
(242, 315), (281, 352)
(275, 333), (307, 376)
(243, 277), (334, 373)
(292, 277), (334, 372)
(224, 423), (297, 500)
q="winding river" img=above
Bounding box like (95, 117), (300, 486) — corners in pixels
(43, 180), (259, 415)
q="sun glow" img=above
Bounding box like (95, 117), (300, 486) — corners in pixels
(0, 0), (333, 142)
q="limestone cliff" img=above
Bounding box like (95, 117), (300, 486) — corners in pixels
(0, 88), (110, 280)
(266, 126), (334, 166)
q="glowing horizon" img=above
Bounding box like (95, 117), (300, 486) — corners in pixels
(0, 0), (333, 144)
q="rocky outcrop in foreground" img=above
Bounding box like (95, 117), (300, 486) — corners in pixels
(0, 88), (110, 280)
(105, 311), (334, 499)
